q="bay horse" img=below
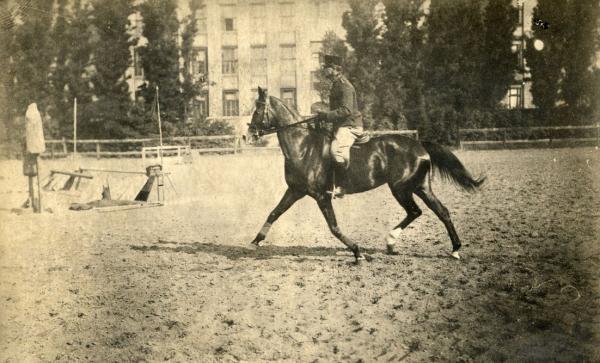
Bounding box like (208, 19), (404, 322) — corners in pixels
(248, 87), (484, 263)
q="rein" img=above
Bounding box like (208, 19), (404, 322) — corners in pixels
(259, 116), (320, 135)
(255, 99), (320, 136)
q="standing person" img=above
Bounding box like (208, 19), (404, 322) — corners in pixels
(317, 54), (363, 198)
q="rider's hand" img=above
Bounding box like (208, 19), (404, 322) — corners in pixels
(317, 111), (328, 121)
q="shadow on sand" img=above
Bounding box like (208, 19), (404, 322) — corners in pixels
(129, 240), (455, 261)
(129, 241), (391, 261)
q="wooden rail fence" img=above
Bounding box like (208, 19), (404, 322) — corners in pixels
(41, 130), (419, 159)
(459, 124), (600, 149)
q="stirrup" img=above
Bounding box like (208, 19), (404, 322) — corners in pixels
(326, 186), (345, 199)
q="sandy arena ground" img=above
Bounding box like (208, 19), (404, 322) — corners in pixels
(0, 147), (599, 362)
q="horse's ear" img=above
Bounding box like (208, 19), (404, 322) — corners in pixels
(258, 86), (267, 100)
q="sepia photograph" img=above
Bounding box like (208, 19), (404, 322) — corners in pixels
(0, 0), (599, 361)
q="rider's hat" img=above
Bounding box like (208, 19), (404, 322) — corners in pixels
(322, 54), (342, 68)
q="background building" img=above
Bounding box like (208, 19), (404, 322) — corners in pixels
(173, 0), (350, 121)
(502, 0), (534, 109)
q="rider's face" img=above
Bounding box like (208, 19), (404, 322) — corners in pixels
(323, 65), (337, 79)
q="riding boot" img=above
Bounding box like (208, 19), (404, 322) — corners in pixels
(331, 161), (347, 198)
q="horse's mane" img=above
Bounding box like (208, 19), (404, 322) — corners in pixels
(268, 95), (332, 143)
(269, 96), (302, 121)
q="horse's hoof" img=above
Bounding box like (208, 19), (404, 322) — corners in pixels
(451, 251), (460, 260)
(386, 244), (400, 256)
(351, 255), (366, 265)
(251, 240), (264, 247)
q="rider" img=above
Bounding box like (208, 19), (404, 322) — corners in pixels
(317, 54), (363, 198)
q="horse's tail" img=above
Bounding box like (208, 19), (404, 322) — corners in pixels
(421, 141), (485, 192)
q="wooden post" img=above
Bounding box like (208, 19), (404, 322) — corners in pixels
(233, 136), (239, 154)
(96, 143), (101, 159)
(597, 123), (599, 148)
(62, 137), (67, 155)
(73, 97), (77, 158)
(503, 129), (507, 145)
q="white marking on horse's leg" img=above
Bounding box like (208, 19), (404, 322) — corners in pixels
(260, 222), (272, 236)
(386, 228), (403, 247)
(451, 251), (460, 259)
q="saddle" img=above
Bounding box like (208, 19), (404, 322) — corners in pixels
(352, 133), (371, 147)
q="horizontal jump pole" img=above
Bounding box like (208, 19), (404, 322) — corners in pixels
(50, 170), (94, 179)
(369, 130), (418, 135)
(79, 168), (147, 175)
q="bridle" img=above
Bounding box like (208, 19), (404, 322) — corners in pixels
(251, 98), (319, 137)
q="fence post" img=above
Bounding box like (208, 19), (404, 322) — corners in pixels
(233, 136), (239, 154)
(597, 123), (599, 148)
(96, 143), (100, 159)
(62, 137), (67, 155)
(503, 129), (507, 145)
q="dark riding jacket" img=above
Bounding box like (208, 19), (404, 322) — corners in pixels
(323, 75), (363, 129)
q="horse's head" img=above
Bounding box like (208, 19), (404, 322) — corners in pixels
(248, 87), (277, 143)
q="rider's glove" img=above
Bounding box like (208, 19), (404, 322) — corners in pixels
(317, 111), (328, 121)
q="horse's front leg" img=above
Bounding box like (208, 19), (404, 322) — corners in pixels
(251, 188), (305, 246)
(315, 195), (364, 263)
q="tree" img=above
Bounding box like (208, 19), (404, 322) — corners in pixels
(480, 0), (518, 109)
(88, 0), (137, 138)
(137, 0), (182, 135)
(525, 0), (570, 113)
(342, 0), (381, 128)
(2, 0), (55, 143)
(181, 0), (204, 127)
(374, 0), (428, 130)
(423, 0), (486, 143)
(49, 0), (95, 139)
(562, 0), (600, 110)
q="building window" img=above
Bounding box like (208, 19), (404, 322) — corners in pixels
(512, 41), (524, 69)
(311, 71), (320, 91)
(280, 45), (295, 74)
(280, 45), (295, 60)
(224, 18), (235, 31)
(223, 90), (239, 116)
(281, 88), (296, 109)
(222, 47), (238, 74)
(221, 5), (236, 32)
(251, 45), (267, 87)
(134, 48), (143, 77)
(317, 0), (328, 19)
(280, 2), (294, 26)
(195, 4), (207, 33)
(507, 85), (522, 109)
(310, 41), (322, 69)
(190, 48), (207, 80)
(250, 3), (266, 30)
(192, 93), (209, 119)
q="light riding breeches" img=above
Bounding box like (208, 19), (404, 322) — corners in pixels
(331, 126), (364, 166)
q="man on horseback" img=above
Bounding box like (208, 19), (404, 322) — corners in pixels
(316, 54), (364, 198)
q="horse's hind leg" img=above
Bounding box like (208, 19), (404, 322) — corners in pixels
(315, 195), (363, 262)
(415, 184), (462, 259)
(251, 188), (305, 246)
(386, 188), (422, 255)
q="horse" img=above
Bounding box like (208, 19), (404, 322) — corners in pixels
(247, 87), (484, 263)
